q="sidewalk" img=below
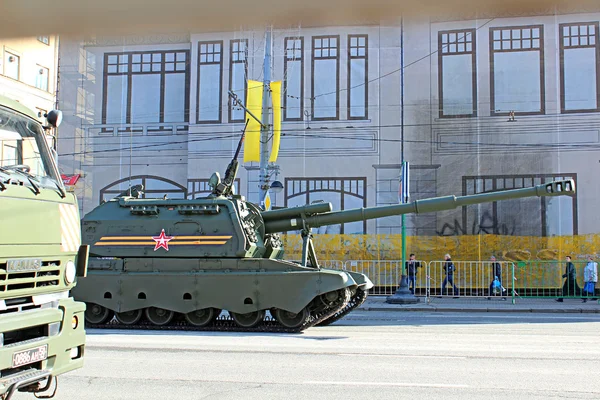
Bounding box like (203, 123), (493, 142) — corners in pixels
(358, 296), (600, 314)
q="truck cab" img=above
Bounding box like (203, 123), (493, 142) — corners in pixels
(0, 95), (88, 400)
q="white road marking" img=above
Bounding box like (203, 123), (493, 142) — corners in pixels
(338, 353), (467, 360)
(304, 381), (469, 388)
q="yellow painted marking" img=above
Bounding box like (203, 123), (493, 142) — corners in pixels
(99, 236), (232, 240)
(60, 203), (81, 252)
(95, 242), (156, 245)
(175, 236), (232, 239)
(170, 241), (228, 245)
(94, 241), (228, 246)
(99, 236), (153, 240)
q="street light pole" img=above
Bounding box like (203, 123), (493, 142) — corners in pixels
(228, 27), (283, 207)
(387, 16), (419, 304)
(259, 27), (272, 208)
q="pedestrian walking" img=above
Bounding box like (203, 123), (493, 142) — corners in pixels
(582, 256), (598, 302)
(556, 255), (582, 302)
(441, 253), (459, 297)
(487, 255), (507, 300)
(406, 253), (423, 295)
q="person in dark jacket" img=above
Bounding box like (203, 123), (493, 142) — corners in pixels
(556, 255), (582, 302)
(441, 253), (459, 297)
(487, 255), (507, 300)
(406, 253), (422, 294)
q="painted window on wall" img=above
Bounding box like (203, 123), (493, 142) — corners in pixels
(560, 22), (600, 113)
(99, 175), (187, 203)
(187, 178), (240, 198)
(102, 51), (190, 130)
(348, 34), (368, 119)
(197, 41), (223, 123)
(311, 35), (339, 120)
(284, 37), (304, 121)
(490, 25), (545, 115)
(461, 174), (577, 237)
(229, 39), (248, 123)
(285, 177), (366, 234)
(438, 29), (477, 117)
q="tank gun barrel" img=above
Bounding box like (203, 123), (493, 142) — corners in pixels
(212, 121), (247, 197)
(262, 202), (332, 222)
(264, 179), (575, 234)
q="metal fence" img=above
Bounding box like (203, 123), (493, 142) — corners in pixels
(323, 259), (598, 301)
(343, 260), (403, 296)
(513, 260), (595, 299)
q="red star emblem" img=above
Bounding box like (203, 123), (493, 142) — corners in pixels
(152, 229), (174, 251)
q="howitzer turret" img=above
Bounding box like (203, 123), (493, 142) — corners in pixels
(73, 134), (576, 332)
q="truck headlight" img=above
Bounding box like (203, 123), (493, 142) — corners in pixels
(65, 261), (76, 284)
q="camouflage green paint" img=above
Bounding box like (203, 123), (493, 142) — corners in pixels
(0, 96), (87, 399)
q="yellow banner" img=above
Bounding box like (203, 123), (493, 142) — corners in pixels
(269, 81), (282, 162)
(244, 80), (263, 163)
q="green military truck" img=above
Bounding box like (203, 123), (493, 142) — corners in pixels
(0, 95), (88, 400)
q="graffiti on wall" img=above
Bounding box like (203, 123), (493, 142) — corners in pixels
(436, 211), (517, 237)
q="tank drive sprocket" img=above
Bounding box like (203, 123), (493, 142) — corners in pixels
(315, 288), (368, 327)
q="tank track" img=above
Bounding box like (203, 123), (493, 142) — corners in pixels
(315, 288), (367, 327)
(86, 288), (351, 334)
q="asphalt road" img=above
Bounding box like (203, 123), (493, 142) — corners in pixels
(12, 311), (600, 400)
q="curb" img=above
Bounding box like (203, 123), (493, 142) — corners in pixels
(359, 306), (600, 314)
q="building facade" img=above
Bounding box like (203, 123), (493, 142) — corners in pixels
(0, 35), (59, 126)
(56, 11), (600, 237)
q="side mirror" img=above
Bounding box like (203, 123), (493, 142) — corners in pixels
(46, 110), (63, 128)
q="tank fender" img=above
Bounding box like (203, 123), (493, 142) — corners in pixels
(339, 270), (374, 290)
(71, 268), (358, 315)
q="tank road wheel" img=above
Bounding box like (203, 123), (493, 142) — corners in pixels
(115, 309), (143, 325)
(85, 303), (112, 324)
(231, 310), (266, 328)
(273, 308), (310, 329)
(185, 308), (220, 327)
(145, 307), (175, 326)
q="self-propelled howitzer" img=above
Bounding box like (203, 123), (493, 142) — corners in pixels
(75, 134), (374, 333)
(74, 150), (575, 332)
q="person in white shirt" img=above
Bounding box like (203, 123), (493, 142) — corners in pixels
(582, 256), (598, 303)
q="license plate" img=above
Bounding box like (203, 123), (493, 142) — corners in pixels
(7, 258), (42, 273)
(12, 345), (48, 368)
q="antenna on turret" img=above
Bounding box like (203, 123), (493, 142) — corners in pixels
(212, 119), (249, 197)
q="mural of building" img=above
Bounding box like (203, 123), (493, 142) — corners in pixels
(56, 10), (600, 237)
